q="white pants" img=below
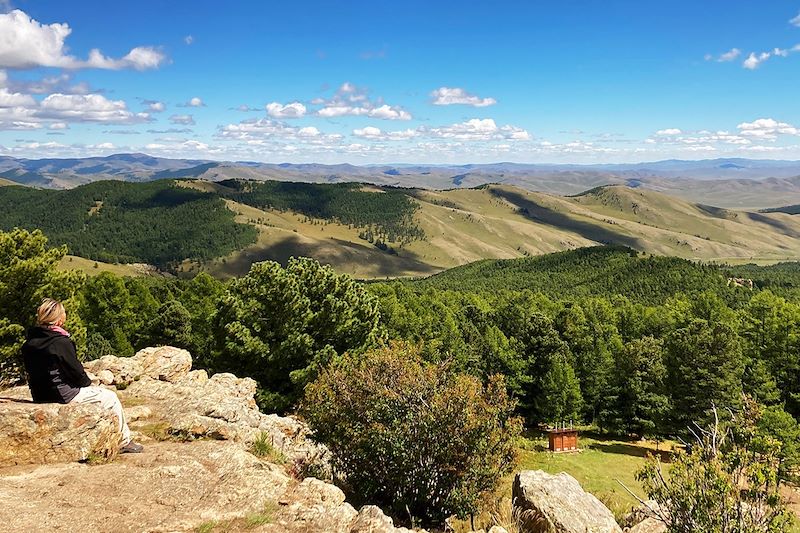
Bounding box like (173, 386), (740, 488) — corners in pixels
(72, 386), (131, 445)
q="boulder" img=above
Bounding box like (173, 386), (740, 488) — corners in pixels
(350, 505), (419, 533)
(83, 345), (192, 386)
(122, 370), (326, 465)
(134, 346), (192, 382)
(83, 354), (143, 387)
(513, 470), (622, 533)
(0, 387), (122, 467)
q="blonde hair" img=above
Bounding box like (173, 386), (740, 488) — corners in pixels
(37, 298), (66, 327)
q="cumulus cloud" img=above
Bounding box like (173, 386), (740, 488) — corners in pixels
(737, 118), (799, 139)
(169, 114), (195, 125)
(0, 10), (167, 70)
(265, 101), (306, 118)
(314, 82), (411, 120)
(0, 86), (35, 107)
(742, 47), (799, 69)
(34, 93), (152, 124)
(142, 99), (165, 112)
(648, 127), (752, 146)
(352, 126), (417, 140)
(2, 71), (92, 94)
(430, 87), (497, 107)
(427, 118), (530, 141)
(179, 97), (205, 107)
(743, 51), (771, 69)
(791, 12), (800, 27)
(216, 117), (343, 146)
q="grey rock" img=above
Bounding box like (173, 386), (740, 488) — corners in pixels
(513, 470), (622, 533)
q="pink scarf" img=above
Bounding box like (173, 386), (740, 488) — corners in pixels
(48, 325), (70, 337)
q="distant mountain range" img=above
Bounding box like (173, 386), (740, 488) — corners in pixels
(2, 153), (800, 209)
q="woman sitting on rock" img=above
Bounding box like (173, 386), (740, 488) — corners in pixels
(21, 298), (143, 454)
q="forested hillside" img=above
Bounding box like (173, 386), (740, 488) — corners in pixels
(0, 181), (257, 268)
(214, 179), (425, 243)
(412, 245), (800, 304)
(5, 178), (800, 278)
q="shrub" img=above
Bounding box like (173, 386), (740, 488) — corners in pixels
(302, 341), (521, 526)
(636, 399), (794, 532)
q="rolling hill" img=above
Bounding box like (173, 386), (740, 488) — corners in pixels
(4, 178), (800, 279)
(3, 153), (800, 209)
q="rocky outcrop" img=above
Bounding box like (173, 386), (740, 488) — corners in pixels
(0, 439), (421, 533)
(84, 345), (192, 386)
(0, 392), (121, 467)
(0, 346), (419, 532)
(513, 470), (623, 533)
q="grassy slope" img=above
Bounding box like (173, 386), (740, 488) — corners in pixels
(178, 180), (800, 279)
(9, 178), (794, 279)
(58, 255), (147, 277)
(452, 433), (799, 532)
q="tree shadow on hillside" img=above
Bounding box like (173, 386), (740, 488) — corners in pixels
(588, 442), (674, 463)
(490, 188), (643, 249)
(215, 234), (438, 279)
(696, 204), (735, 220)
(746, 212), (800, 238)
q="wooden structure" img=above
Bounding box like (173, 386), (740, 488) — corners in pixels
(547, 427), (579, 452)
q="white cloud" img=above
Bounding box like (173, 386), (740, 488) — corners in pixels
(184, 35), (194, 45)
(0, 86), (34, 107)
(2, 71), (91, 94)
(179, 97), (205, 107)
(314, 82), (412, 120)
(145, 100), (165, 112)
(743, 51), (771, 69)
(430, 87), (497, 107)
(0, 10), (167, 70)
(36, 93), (152, 124)
(716, 48), (741, 62)
(265, 101), (306, 118)
(352, 126), (418, 140)
(88, 142), (115, 150)
(169, 114), (195, 125)
(49, 121), (67, 129)
(742, 47), (799, 69)
(655, 128), (682, 135)
(216, 117), (343, 146)
(791, 12), (800, 27)
(737, 118), (799, 139)
(427, 118), (530, 141)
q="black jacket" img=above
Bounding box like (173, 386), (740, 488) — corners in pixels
(22, 327), (90, 403)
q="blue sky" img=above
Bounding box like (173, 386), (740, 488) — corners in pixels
(1, 0), (799, 163)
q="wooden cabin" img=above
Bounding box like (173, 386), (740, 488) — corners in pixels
(547, 428), (579, 452)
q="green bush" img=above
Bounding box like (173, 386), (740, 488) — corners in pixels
(302, 341), (521, 526)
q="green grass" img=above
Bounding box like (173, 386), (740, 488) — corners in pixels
(250, 431), (288, 464)
(516, 433), (674, 520)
